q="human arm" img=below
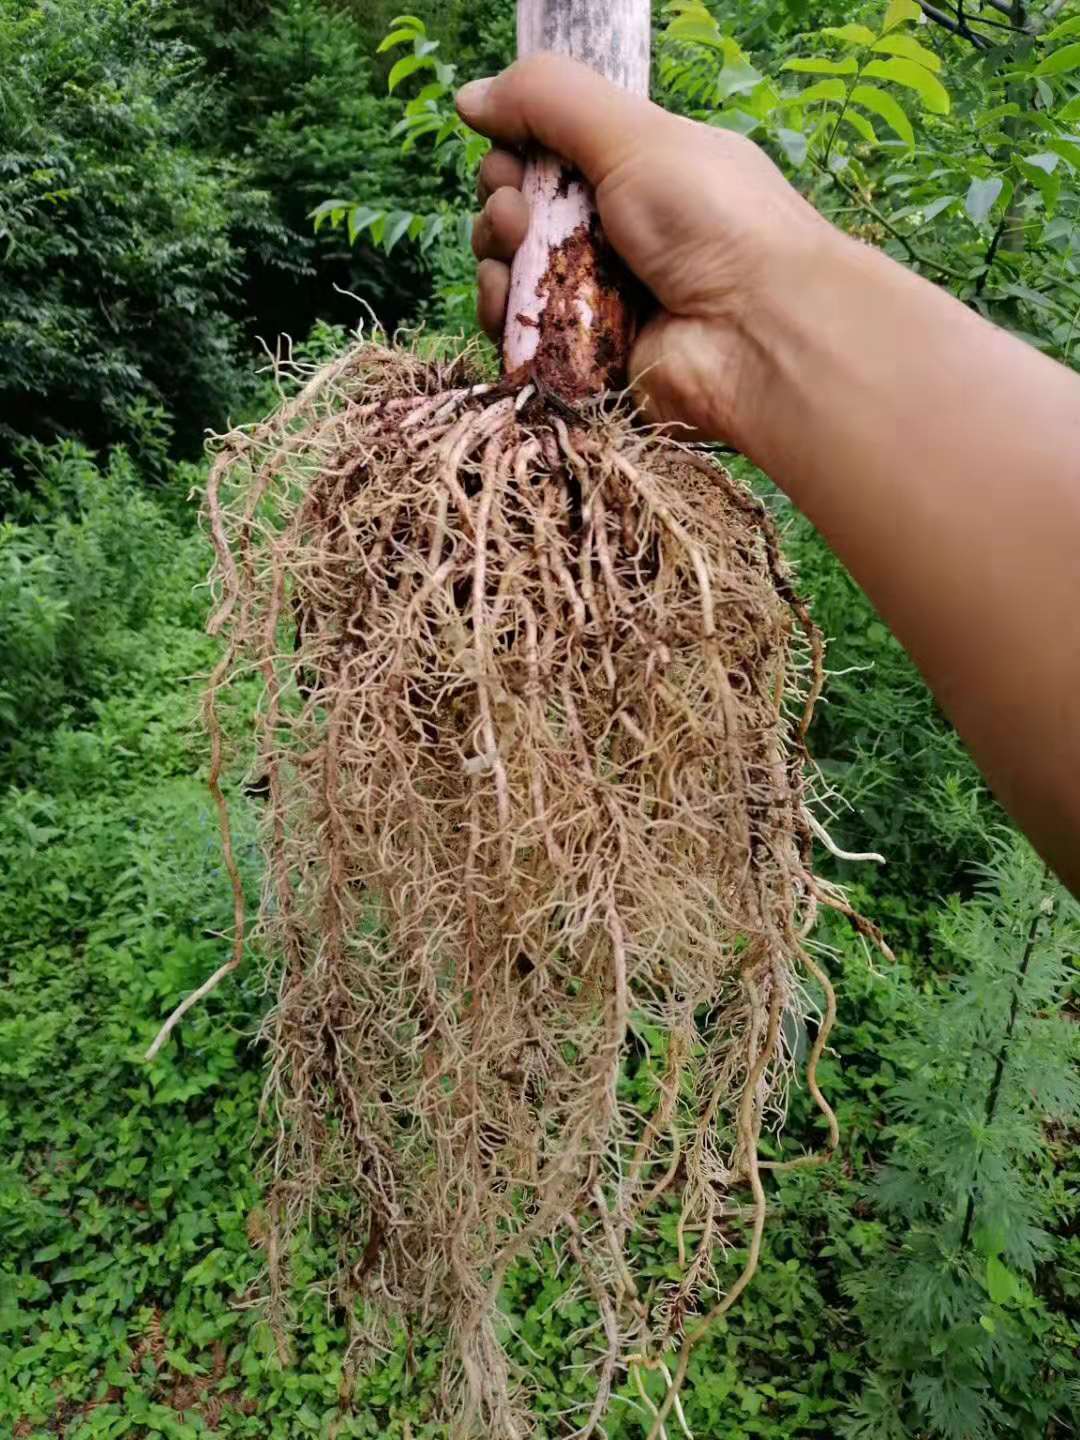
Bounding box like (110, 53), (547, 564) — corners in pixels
(457, 56), (1080, 893)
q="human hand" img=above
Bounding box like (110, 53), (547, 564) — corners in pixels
(459, 59), (1080, 897)
(456, 54), (837, 446)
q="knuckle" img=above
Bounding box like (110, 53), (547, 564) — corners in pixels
(488, 187), (513, 224)
(471, 214), (486, 259)
(509, 51), (570, 99)
(477, 153), (497, 198)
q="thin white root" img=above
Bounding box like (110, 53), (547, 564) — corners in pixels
(659, 1363), (694, 1440)
(144, 957), (242, 1062)
(807, 811), (886, 865)
(627, 1358), (694, 1440)
(632, 1363), (669, 1440)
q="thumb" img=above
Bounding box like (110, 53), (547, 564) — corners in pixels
(456, 54), (663, 188)
(631, 312), (730, 443)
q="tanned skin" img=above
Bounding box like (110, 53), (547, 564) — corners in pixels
(458, 56), (1080, 895)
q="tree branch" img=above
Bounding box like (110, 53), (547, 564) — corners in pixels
(1031, 0), (1070, 31)
(975, 213), (1008, 297)
(919, 0), (993, 48)
(811, 157), (969, 283)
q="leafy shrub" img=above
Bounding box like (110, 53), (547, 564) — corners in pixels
(167, 0), (450, 346)
(0, 437), (202, 778)
(0, 0), (286, 465)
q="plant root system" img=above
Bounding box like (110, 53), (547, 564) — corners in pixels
(194, 337), (880, 1438)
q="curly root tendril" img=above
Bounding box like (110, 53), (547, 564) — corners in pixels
(192, 336), (885, 1437)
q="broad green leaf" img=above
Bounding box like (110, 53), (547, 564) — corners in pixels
(783, 56), (859, 75)
(1058, 95), (1080, 122)
(383, 211), (414, 253)
(716, 54), (767, 99)
(708, 108), (764, 135)
(388, 53), (435, 92)
(419, 214), (446, 252)
(907, 194), (956, 223)
(411, 81), (446, 105)
(736, 76), (781, 120)
(973, 1224), (1007, 1260)
(310, 199), (351, 232)
(862, 58), (950, 114)
(851, 83), (915, 145)
(1035, 41), (1080, 76)
(986, 1257), (1019, 1305)
(664, 15), (718, 46)
(976, 102), (1021, 127)
(346, 205), (381, 244)
(883, 0), (923, 30)
(1042, 214), (1075, 242)
(667, 16), (725, 50)
(843, 110), (878, 143)
(399, 116), (443, 153)
(965, 176), (1003, 224)
(1004, 281), (1061, 311)
(822, 23), (876, 45)
(393, 111), (440, 136)
(391, 13), (425, 27)
(795, 78), (848, 104)
(377, 29), (421, 53)
(872, 33), (943, 72)
(1027, 152), (1060, 173)
(921, 194), (956, 221)
(1045, 15), (1080, 43)
(1046, 136), (1080, 169)
(1018, 158), (1062, 214)
(777, 127), (808, 166)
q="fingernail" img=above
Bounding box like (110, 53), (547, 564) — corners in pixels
(456, 78), (493, 120)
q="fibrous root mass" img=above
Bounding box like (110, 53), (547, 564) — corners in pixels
(201, 338), (873, 1439)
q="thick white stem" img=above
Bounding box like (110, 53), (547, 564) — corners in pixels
(504, 0), (651, 397)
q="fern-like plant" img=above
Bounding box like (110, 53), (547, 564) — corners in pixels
(843, 836), (1080, 1440)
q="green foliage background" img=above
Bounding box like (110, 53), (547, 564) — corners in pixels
(1, 2), (1077, 1437)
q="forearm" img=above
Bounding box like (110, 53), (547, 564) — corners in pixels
(740, 232), (1080, 889)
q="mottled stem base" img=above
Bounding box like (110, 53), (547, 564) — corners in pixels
(504, 154), (637, 399)
(503, 0), (652, 399)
